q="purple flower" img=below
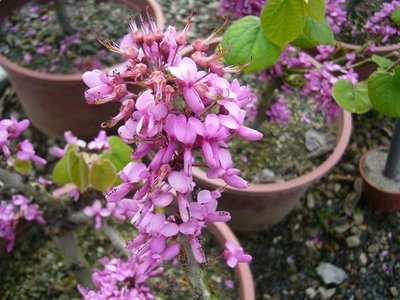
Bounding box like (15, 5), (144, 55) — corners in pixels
(88, 130), (109, 151)
(266, 96), (291, 125)
(17, 139), (47, 165)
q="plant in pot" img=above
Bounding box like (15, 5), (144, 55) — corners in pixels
(324, 0), (400, 80)
(0, 16), (258, 299)
(0, 0), (164, 139)
(189, 0), (352, 232)
(332, 52), (400, 212)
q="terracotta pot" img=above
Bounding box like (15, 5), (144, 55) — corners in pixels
(336, 41), (400, 81)
(207, 221), (255, 300)
(0, 0), (164, 140)
(359, 148), (400, 212)
(194, 111), (352, 232)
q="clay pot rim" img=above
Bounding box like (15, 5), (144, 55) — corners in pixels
(0, 0), (165, 82)
(336, 41), (400, 53)
(207, 221), (255, 300)
(359, 147), (400, 196)
(193, 110), (352, 194)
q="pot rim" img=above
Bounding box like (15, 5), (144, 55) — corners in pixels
(359, 147), (400, 196)
(193, 110), (352, 194)
(207, 221), (255, 300)
(0, 0), (165, 82)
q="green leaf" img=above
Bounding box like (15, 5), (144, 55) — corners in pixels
(332, 80), (372, 114)
(14, 159), (32, 175)
(67, 150), (89, 192)
(303, 0), (326, 21)
(260, 0), (305, 48)
(368, 69), (400, 118)
(371, 55), (393, 70)
(391, 7), (400, 26)
(99, 136), (132, 171)
(89, 159), (117, 192)
(291, 17), (334, 48)
(52, 145), (77, 184)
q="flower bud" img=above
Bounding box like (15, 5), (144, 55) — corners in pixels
(193, 39), (209, 52)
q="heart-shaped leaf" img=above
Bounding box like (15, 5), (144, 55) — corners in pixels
(332, 80), (372, 114)
(67, 150), (89, 192)
(52, 144), (77, 184)
(292, 17), (334, 48)
(99, 136), (132, 171)
(260, 0), (305, 48)
(89, 159), (117, 192)
(14, 159), (32, 175)
(368, 69), (400, 118)
(221, 16), (282, 73)
(303, 0), (326, 21)
(371, 55), (393, 70)
(391, 7), (400, 26)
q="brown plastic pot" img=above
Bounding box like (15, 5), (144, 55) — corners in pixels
(0, 0), (164, 140)
(359, 148), (400, 212)
(336, 41), (400, 81)
(193, 111), (352, 232)
(207, 222), (255, 300)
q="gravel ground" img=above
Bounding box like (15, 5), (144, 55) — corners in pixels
(0, 0), (399, 299)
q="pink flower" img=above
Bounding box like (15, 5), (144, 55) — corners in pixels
(88, 130), (109, 151)
(83, 200), (112, 229)
(223, 240), (252, 268)
(169, 57), (205, 113)
(17, 139), (47, 165)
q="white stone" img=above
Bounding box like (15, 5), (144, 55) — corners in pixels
(359, 253), (367, 265)
(316, 262), (348, 285)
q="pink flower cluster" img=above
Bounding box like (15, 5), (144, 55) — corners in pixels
(365, 1), (400, 43)
(0, 195), (45, 252)
(266, 96), (291, 125)
(326, 0), (347, 34)
(78, 257), (156, 300)
(81, 16), (257, 297)
(0, 117), (46, 166)
(301, 58), (358, 122)
(218, 0), (265, 18)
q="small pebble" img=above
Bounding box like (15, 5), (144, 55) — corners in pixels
(390, 287), (398, 298)
(318, 287), (336, 300)
(359, 252), (367, 265)
(368, 243), (380, 254)
(346, 235), (361, 248)
(305, 287), (317, 299)
(307, 194), (315, 209)
(316, 262), (348, 285)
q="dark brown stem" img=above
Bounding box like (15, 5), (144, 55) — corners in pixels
(53, 230), (94, 288)
(55, 0), (74, 35)
(253, 77), (280, 130)
(181, 235), (211, 300)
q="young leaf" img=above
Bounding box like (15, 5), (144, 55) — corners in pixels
(67, 150), (89, 192)
(99, 136), (132, 171)
(89, 159), (117, 192)
(52, 144), (77, 184)
(291, 17), (334, 49)
(391, 7), (400, 26)
(260, 0), (305, 48)
(368, 69), (400, 118)
(221, 16), (281, 73)
(332, 80), (372, 114)
(14, 159), (32, 175)
(371, 55), (394, 70)
(303, 0), (326, 21)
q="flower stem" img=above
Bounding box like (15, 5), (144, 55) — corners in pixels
(383, 119), (400, 179)
(55, 0), (74, 35)
(181, 235), (211, 300)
